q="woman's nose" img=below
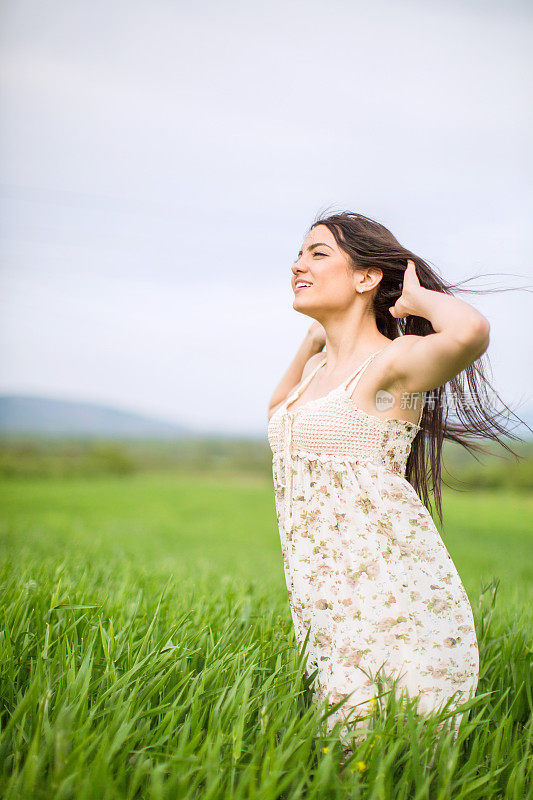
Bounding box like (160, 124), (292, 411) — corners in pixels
(292, 261), (308, 273)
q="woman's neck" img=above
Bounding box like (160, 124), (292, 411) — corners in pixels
(317, 313), (390, 372)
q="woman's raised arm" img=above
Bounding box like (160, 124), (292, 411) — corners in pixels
(388, 260), (491, 393)
(267, 322), (325, 421)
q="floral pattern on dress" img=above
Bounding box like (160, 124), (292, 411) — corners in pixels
(268, 375), (479, 746)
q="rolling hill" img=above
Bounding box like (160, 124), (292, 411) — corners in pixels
(0, 394), (191, 439)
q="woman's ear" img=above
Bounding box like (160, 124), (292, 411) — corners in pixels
(352, 267), (383, 294)
(370, 267), (384, 290)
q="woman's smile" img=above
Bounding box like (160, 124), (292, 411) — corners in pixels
(294, 280), (313, 292)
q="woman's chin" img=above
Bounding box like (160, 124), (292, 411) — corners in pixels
(292, 298), (315, 316)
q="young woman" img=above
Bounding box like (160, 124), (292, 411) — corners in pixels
(267, 210), (525, 752)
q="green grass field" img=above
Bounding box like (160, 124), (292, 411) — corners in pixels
(1, 472), (531, 799)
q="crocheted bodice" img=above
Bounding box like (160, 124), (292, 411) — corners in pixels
(267, 348), (423, 477)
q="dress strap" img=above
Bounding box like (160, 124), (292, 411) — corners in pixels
(285, 355), (327, 407)
(343, 348), (385, 398)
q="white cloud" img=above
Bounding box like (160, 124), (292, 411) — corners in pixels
(0, 0), (531, 434)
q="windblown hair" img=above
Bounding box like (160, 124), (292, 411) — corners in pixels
(308, 208), (531, 528)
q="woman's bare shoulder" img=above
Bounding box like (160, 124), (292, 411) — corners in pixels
(302, 350), (326, 378)
(268, 351), (325, 422)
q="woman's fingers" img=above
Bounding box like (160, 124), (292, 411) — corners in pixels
(403, 259), (420, 290)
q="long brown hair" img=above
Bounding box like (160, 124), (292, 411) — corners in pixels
(307, 208), (532, 529)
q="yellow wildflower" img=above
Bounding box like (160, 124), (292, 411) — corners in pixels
(356, 761), (366, 772)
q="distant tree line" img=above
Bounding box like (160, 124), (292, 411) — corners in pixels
(0, 434), (531, 490)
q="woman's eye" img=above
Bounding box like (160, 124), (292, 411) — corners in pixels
(292, 251), (326, 262)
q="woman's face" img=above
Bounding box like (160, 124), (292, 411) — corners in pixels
(291, 225), (359, 317)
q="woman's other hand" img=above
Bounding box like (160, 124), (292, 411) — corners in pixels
(307, 320), (326, 349)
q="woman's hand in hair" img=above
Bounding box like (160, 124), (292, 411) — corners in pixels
(384, 258), (491, 394)
(307, 320), (327, 350)
(389, 259), (425, 319)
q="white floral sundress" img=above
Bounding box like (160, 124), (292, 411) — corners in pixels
(267, 348), (479, 746)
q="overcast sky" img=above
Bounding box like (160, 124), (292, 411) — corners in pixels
(1, 0), (531, 436)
